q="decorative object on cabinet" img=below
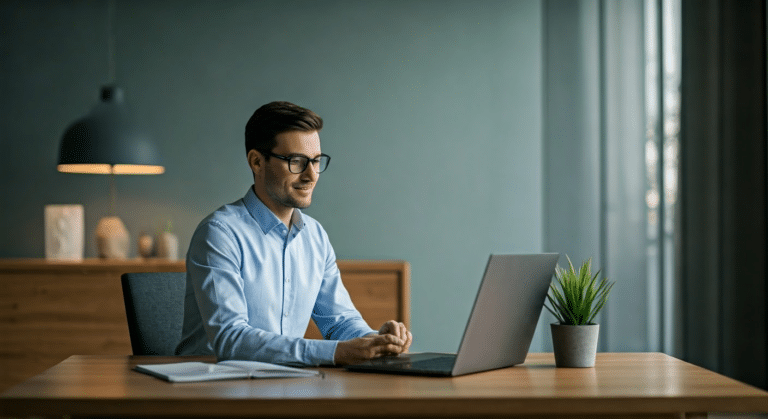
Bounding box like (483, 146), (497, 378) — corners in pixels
(137, 231), (154, 258)
(44, 205), (84, 261)
(156, 222), (178, 260)
(95, 216), (130, 259)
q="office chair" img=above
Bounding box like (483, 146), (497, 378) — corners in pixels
(120, 271), (186, 355)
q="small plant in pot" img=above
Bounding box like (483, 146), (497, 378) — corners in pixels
(545, 256), (614, 368)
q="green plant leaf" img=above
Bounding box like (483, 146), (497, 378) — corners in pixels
(544, 255), (615, 326)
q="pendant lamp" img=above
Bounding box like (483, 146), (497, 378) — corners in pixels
(57, 0), (164, 259)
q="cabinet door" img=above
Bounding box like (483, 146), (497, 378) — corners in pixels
(0, 260), (184, 392)
(304, 261), (409, 339)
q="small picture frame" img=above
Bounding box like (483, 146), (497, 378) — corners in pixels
(45, 205), (84, 260)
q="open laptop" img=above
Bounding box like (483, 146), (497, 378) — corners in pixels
(345, 253), (559, 377)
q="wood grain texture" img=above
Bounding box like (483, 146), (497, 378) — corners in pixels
(0, 259), (410, 392)
(0, 259), (185, 393)
(2, 353), (767, 418)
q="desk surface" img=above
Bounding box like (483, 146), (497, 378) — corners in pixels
(2, 353), (768, 418)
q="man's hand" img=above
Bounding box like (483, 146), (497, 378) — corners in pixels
(333, 334), (406, 365)
(333, 320), (413, 365)
(378, 320), (412, 353)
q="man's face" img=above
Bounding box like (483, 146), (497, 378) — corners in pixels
(260, 130), (322, 213)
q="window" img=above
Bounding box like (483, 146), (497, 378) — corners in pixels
(644, 0), (680, 352)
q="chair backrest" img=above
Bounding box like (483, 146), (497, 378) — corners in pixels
(120, 272), (186, 356)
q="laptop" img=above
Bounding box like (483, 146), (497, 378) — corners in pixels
(345, 253), (559, 377)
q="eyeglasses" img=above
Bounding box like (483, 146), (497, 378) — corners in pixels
(258, 149), (331, 174)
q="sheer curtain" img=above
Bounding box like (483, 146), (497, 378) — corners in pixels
(543, 0), (768, 390)
(543, 0), (650, 353)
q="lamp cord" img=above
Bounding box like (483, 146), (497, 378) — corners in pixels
(107, 0), (116, 83)
(107, 0), (116, 183)
(109, 173), (117, 216)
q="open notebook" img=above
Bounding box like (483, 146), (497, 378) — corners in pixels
(134, 360), (322, 383)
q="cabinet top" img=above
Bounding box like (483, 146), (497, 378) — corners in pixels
(0, 259), (409, 272)
(0, 258), (186, 272)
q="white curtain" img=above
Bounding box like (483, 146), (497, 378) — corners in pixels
(542, 0), (658, 353)
(542, 0), (768, 391)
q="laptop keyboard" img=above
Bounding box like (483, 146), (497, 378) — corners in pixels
(409, 355), (455, 371)
(346, 353), (457, 375)
(376, 354), (456, 372)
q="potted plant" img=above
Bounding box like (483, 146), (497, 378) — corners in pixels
(545, 256), (614, 368)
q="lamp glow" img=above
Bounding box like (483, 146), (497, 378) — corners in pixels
(57, 163), (165, 175)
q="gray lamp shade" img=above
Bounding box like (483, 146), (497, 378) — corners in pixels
(58, 85), (164, 175)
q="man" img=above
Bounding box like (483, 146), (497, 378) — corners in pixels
(175, 101), (412, 366)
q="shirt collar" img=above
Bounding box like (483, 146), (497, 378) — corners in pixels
(243, 187), (305, 234)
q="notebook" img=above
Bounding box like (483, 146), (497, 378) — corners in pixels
(134, 360), (322, 383)
(345, 253), (559, 377)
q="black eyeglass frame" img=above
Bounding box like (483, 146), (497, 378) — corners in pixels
(258, 149), (331, 174)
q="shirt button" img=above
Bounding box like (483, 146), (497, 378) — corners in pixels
(284, 312), (289, 317)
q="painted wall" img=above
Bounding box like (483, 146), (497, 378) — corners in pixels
(0, 0), (544, 352)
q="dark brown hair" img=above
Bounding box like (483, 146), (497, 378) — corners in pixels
(244, 101), (323, 154)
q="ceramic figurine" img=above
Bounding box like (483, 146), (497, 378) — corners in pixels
(95, 216), (129, 259)
(137, 231), (154, 258)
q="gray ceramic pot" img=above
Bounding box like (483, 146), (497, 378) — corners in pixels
(550, 323), (599, 368)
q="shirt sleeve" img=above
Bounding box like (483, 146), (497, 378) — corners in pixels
(187, 220), (337, 366)
(311, 232), (377, 342)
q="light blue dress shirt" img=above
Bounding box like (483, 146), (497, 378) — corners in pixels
(175, 187), (375, 366)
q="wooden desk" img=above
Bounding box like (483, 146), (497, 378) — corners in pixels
(0, 258), (410, 392)
(2, 353), (768, 419)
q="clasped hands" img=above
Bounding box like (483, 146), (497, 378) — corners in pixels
(333, 320), (412, 365)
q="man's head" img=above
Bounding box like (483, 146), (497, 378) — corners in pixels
(245, 101), (323, 155)
(245, 101), (328, 225)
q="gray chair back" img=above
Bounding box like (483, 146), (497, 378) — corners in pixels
(120, 272), (186, 355)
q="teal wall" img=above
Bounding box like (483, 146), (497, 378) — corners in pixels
(0, 0), (544, 352)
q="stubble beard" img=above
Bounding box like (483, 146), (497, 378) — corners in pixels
(265, 170), (313, 210)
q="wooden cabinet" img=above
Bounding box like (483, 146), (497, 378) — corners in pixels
(0, 258), (409, 392)
(306, 260), (411, 340)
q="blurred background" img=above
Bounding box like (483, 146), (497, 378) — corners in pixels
(1, 0), (766, 389)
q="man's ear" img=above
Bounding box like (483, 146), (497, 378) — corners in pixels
(247, 149), (262, 176)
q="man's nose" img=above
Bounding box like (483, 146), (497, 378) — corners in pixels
(300, 163), (319, 181)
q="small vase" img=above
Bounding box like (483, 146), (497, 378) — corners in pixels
(156, 231), (178, 260)
(551, 323), (599, 368)
(95, 216), (129, 259)
(137, 232), (154, 258)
